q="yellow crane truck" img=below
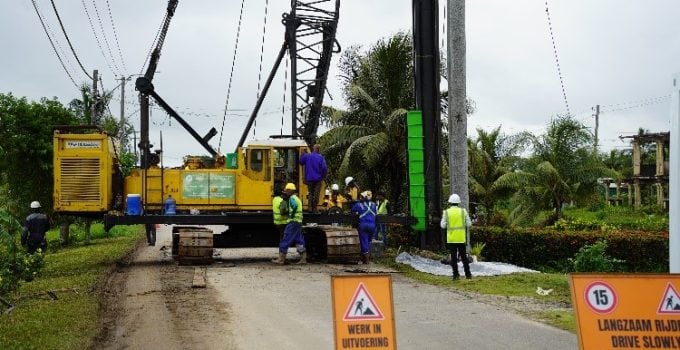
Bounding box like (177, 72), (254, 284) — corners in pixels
(52, 0), (409, 263)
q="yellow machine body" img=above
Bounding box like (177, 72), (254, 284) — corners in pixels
(53, 132), (323, 214)
(127, 139), (323, 212)
(53, 131), (116, 213)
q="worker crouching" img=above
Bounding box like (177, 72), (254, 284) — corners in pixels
(272, 183), (307, 265)
(351, 191), (377, 264)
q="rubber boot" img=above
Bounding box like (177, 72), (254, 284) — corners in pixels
(296, 251), (307, 264)
(272, 252), (287, 265)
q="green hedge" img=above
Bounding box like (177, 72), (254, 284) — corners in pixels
(472, 226), (669, 272)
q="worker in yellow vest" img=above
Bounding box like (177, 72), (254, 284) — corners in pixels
(272, 188), (289, 241)
(374, 192), (389, 244)
(272, 183), (306, 265)
(440, 194), (472, 280)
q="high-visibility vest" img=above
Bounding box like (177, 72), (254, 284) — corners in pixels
(272, 196), (288, 225)
(446, 206), (467, 243)
(377, 200), (389, 215)
(289, 195), (303, 223)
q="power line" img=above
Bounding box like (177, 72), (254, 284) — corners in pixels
(544, 0), (571, 116)
(30, 0), (78, 88)
(105, 0), (128, 72)
(81, 0), (117, 76)
(600, 94), (671, 113)
(218, 0), (247, 152)
(38, 1), (80, 81)
(90, 0), (121, 75)
(49, 0), (93, 81)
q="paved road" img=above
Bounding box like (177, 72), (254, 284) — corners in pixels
(102, 225), (577, 350)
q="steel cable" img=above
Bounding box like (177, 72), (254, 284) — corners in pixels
(218, 0), (247, 152)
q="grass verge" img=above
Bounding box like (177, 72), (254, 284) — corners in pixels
(0, 224), (142, 350)
(376, 249), (576, 332)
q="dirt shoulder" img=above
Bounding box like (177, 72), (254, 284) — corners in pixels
(96, 226), (234, 350)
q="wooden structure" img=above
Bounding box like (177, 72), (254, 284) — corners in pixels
(618, 132), (670, 210)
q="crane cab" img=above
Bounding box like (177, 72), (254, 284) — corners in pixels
(238, 138), (318, 210)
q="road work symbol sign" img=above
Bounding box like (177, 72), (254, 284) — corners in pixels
(658, 283), (680, 314)
(343, 282), (384, 321)
(570, 274), (680, 349)
(332, 275), (396, 350)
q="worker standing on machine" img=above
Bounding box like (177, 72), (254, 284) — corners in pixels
(351, 191), (377, 264)
(344, 176), (361, 202)
(21, 201), (50, 254)
(324, 183), (347, 211)
(440, 194), (472, 280)
(272, 183), (307, 265)
(299, 144), (327, 213)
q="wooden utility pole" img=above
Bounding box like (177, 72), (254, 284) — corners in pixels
(119, 76), (126, 146)
(593, 104), (600, 152)
(448, 0), (469, 211)
(90, 69), (98, 125)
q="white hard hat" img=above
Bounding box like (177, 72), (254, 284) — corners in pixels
(331, 184), (339, 191)
(361, 191), (372, 200)
(345, 176), (354, 186)
(30, 201), (41, 209)
(325, 189), (331, 196)
(448, 194), (461, 204)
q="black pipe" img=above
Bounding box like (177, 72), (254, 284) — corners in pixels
(413, 0), (442, 250)
(147, 89), (218, 157)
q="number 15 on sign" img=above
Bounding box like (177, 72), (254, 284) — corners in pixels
(585, 281), (617, 314)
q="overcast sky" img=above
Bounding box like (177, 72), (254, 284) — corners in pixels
(2, 1), (678, 165)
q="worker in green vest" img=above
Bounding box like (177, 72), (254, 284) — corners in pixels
(440, 194), (472, 280)
(272, 188), (289, 241)
(374, 192), (390, 244)
(272, 183), (306, 265)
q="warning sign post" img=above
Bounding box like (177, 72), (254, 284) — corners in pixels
(570, 274), (680, 349)
(331, 275), (396, 350)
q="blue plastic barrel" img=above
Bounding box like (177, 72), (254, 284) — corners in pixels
(126, 194), (142, 215)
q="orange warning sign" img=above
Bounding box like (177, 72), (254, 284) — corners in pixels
(570, 274), (680, 349)
(332, 275), (396, 350)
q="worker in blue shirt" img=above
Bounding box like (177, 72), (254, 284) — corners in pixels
(299, 144), (327, 213)
(351, 191), (377, 264)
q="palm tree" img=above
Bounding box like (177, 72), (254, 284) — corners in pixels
(319, 33), (413, 209)
(493, 116), (618, 226)
(468, 127), (529, 225)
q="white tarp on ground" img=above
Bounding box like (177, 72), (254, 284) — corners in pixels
(395, 252), (539, 277)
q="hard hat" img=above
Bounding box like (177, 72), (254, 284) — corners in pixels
(331, 184), (339, 191)
(325, 189), (331, 196)
(448, 194), (461, 204)
(361, 191), (372, 200)
(345, 176), (354, 186)
(285, 183), (296, 191)
(30, 201), (41, 209)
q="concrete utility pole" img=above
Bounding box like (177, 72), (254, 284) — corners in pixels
(593, 104), (600, 152)
(119, 76), (126, 147)
(90, 69), (98, 125)
(448, 0), (469, 211)
(670, 74), (680, 273)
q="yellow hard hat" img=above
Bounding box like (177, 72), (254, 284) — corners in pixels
(285, 183), (297, 191)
